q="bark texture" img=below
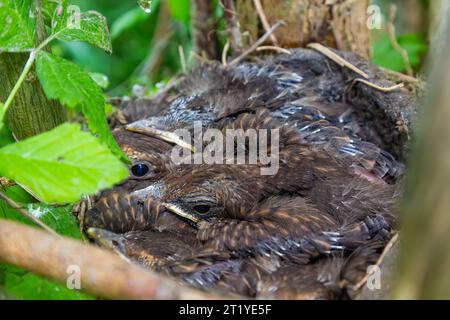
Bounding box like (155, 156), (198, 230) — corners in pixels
(0, 53), (67, 140)
(394, 1), (450, 299)
(235, 0), (372, 59)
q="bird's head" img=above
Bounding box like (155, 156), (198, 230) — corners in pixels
(161, 164), (263, 224)
(111, 127), (178, 200)
(163, 194), (221, 224)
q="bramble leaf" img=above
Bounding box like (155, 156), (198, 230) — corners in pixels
(36, 51), (127, 161)
(0, 0), (36, 52)
(0, 122), (14, 148)
(1, 265), (93, 300)
(51, 0), (112, 53)
(0, 123), (128, 203)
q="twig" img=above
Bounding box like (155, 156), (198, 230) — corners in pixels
(229, 21), (285, 67)
(253, 0), (279, 46)
(222, 40), (230, 66)
(387, 5), (413, 77)
(256, 45), (291, 55)
(351, 78), (404, 93)
(379, 67), (420, 83)
(220, 0), (243, 52)
(191, 0), (220, 60)
(0, 219), (226, 299)
(353, 233), (399, 291)
(0, 191), (60, 237)
(178, 45), (187, 73)
(307, 43), (369, 79)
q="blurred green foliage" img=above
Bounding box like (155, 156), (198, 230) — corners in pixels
(373, 33), (428, 73)
(57, 0), (194, 94)
(371, 0), (429, 74)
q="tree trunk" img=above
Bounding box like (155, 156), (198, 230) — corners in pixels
(393, 1), (450, 299)
(430, 0), (444, 50)
(0, 53), (67, 140)
(234, 0), (372, 59)
(0, 0), (67, 140)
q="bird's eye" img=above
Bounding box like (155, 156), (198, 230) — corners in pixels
(193, 204), (211, 215)
(131, 162), (150, 177)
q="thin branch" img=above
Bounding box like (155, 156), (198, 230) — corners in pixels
(0, 191), (60, 237)
(229, 21), (285, 67)
(253, 0), (279, 46)
(379, 67), (420, 83)
(351, 78), (404, 93)
(307, 43), (369, 79)
(256, 45), (291, 55)
(220, 0), (243, 52)
(222, 40), (230, 66)
(387, 5), (413, 77)
(0, 219), (228, 299)
(353, 233), (399, 291)
(178, 45), (187, 73)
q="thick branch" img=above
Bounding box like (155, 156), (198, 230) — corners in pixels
(0, 220), (223, 300)
(393, 1), (450, 299)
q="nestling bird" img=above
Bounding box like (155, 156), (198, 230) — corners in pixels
(83, 47), (414, 298)
(121, 49), (408, 183)
(85, 110), (398, 298)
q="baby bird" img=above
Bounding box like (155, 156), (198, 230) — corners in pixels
(83, 47), (414, 299)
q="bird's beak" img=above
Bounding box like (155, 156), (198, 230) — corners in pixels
(162, 202), (200, 223)
(130, 180), (165, 200)
(126, 120), (196, 152)
(86, 227), (131, 262)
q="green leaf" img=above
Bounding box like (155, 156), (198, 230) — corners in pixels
(0, 123), (128, 203)
(0, 104), (14, 147)
(0, 185), (35, 225)
(36, 51), (127, 161)
(372, 33), (428, 72)
(29, 203), (82, 238)
(0, 123), (14, 148)
(104, 103), (116, 117)
(51, 0), (112, 53)
(2, 265), (93, 300)
(41, 0), (59, 26)
(0, 186), (82, 238)
(168, 0), (190, 24)
(0, 0), (36, 52)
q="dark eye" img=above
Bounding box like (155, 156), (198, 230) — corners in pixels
(131, 162), (150, 177)
(193, 204), (211, 215)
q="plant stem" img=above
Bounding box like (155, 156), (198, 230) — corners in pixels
(0, 28), (63, 124)
(0, 51), (37, 123)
